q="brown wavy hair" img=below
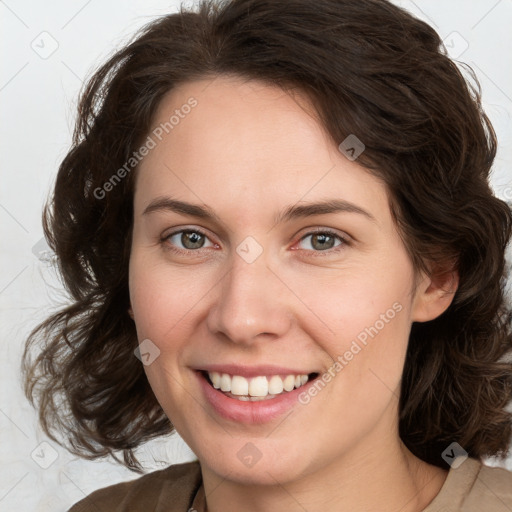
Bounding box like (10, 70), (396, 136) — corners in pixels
(22, 0), (512, 472)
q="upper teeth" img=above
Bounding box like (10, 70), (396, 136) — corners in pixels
(208, 372), (310, 397)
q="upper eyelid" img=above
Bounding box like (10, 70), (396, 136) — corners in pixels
(163, 227), (215, 242)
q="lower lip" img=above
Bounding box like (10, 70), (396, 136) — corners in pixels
(195, 371), (317, 424)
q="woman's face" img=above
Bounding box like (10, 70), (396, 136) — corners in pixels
(129, 75), (446, 485)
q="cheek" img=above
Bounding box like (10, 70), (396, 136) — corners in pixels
(290, 255), (413, 389)
(129, 259), (200, 413)
(129, 255), (210, 341)
(291, 265), (410, 346)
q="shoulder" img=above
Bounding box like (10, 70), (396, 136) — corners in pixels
(67, 460), (202, 512)
(464, 460), (512, 510)
(425, 457), (512, 511)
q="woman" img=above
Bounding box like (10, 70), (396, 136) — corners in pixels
(23, 0), (512, 510)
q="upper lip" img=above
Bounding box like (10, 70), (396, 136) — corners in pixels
(193, 364), (318, 378)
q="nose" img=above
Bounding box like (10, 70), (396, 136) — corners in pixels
(206, 247), (293, 345)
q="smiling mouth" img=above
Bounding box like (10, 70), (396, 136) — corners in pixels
(201, 370), (320, 401)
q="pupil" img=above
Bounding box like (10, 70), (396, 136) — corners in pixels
(183, 231), (204, 249)
(312, 233), (334, 250)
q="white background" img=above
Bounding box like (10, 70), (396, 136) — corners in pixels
(1, 1), (511, 510)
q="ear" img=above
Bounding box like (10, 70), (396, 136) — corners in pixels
(128, 305), (134, 320)
(411, 263), (459, 323)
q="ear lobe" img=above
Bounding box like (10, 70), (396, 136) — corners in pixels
(411, 267), (459, 323)
(128, 306), (134, 320)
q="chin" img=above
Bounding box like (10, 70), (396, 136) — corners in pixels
(197, 440), (310, 486)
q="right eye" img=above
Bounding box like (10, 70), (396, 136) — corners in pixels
(161, 228), (217, 254)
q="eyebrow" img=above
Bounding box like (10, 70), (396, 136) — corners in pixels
(143, 196), (376, 224)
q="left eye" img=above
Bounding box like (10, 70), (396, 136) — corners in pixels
(297, 231), (346, 252)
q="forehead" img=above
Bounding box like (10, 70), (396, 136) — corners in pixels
(133, 75), (389, 224)
(145, 75), (333, 170)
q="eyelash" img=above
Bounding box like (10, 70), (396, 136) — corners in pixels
(160, 227), (350, 257)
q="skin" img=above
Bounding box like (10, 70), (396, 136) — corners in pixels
(128, 75), (458, 512)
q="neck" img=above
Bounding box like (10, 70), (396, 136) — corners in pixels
(199, 419), (448, 512)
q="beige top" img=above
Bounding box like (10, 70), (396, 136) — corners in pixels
(68, 457), (512, 511)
